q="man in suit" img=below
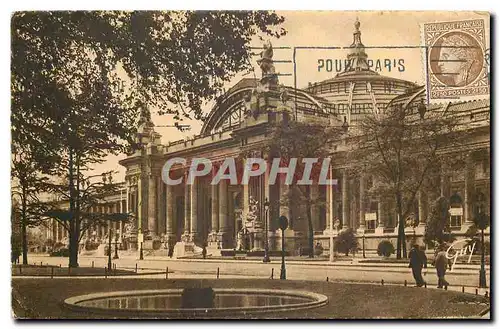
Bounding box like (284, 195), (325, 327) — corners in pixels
(408, 244), (427, 287)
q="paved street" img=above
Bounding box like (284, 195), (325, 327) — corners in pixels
(25, 254), (490, 294)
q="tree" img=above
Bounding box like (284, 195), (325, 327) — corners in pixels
(12, 11), (286, 267)
(266, 119), (345, 258)
(350, 95), (469, 259)
(11, 146), (53, 265)
(334, 228), (358, 256)
(423, 196), (454, 249)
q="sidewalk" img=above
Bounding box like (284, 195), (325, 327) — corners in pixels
(91, 254), (490, 274)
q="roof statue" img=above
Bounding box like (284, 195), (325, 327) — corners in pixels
(256, 40), (279, 91)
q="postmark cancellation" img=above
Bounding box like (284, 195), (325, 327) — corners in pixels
(422, 18), (489, 103)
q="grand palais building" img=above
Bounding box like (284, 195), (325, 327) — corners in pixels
(44, 21), (490, 257)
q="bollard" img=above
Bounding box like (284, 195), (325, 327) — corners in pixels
(475, 288), (478, 295)
(166, 267), (168, 279)
(19, 266), (22, 275)
(217, 267), (220, 279)
(271, 268), (274, 280)
(92, 261), (94, 268)
(104, 267), (107, 279)
(51, 267), (54, 279)
(40, 261), (43, 267)
(424, 282), (427, 288)
(462, 286), (465, 293)
(404, 280), (407, 287)
(59, 264), (61, 268)
(326, 277), (329, 282)
(381, 279), (384, 286)
(114, 264), (117, 276)
(444, 285), (447, 291)
(485, 291), (489, 298)
(135, 263), (138, 273)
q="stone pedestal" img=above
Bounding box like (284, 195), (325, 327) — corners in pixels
(414, 223), (426, 235)
(251, 227), (264, 251)
(375, 225), (385, 235)
(173, 241), (201, 259)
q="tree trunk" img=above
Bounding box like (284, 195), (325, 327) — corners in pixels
(21, 186), (28, 265)
(395, 191), (407, 259)
(68, 146), (79, 268)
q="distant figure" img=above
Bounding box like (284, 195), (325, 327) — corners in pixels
(167, 244), (174, 258)
(202, 245), (207, 259)
(433, 244), (451, 288)
(408, 244), (427, 287)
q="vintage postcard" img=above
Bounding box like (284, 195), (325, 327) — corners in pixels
(11, 10), (490, 320)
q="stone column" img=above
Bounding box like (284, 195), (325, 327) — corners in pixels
(375, 200), (385, 234)
(280, 181), (291, 218)
(156, 177), (165, 236)
(137, 176), (143, 235)
(119, 197), (123, 242)
(464, 153), (474, 223)
(243, 160), (249, 220)
(55, 221), (60, 242)
(147, 175), (157, 235)
(323, 179), (333, 234)
(357, 175), (366, 233)
(190, 178), (198, 242)
(218, 179), (229, 247)
(183, 177), (191, 240)
(165, 183), (175, 246)
(415, 190), (427, 235)
(126, 182), (130, 213)
(342, 170), (349, 229)
(311, 184), (322, 234)
(463, 152), (475, 231)
(210, 182), (219, 244)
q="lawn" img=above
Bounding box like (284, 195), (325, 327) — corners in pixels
(12, 278), (488, 319)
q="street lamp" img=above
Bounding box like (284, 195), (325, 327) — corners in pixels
(475, 212), (489, 288)
(107, 224), (113, 270)
(279, 215), (288, 280)
(263, 198), (271, 263)
(113, 231), (120, 259)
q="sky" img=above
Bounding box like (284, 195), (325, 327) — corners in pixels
(90, 10), (489, 182)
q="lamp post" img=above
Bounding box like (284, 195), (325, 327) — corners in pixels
(113, 232), (119, 259)
(263, 198), (271, 263)
(107, 225), (113, 270)
(475, 211), (488, 288)
(279, 216), (288, 280)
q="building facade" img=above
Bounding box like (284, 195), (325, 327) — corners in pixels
(43, 20), (491, 256)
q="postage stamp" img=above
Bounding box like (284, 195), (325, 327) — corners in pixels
(422, 18), (490, 103)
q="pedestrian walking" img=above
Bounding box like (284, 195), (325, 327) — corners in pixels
(408, 244), (427, 287)
(433, 244), (451, 289)
(202, 245), (207, 259)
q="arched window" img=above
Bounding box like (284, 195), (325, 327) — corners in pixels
(449, 193), (463, 228)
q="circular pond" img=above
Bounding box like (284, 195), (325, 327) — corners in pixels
(64, 288), (328, 317)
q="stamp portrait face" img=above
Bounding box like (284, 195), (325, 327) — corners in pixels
(422, 19), (489, 103)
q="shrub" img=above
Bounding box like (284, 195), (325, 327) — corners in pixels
(377, 240), (395, 257)
(50, 248), (70, 257)
(84, 240), (100, 251)
(334, 228), (358, 256)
